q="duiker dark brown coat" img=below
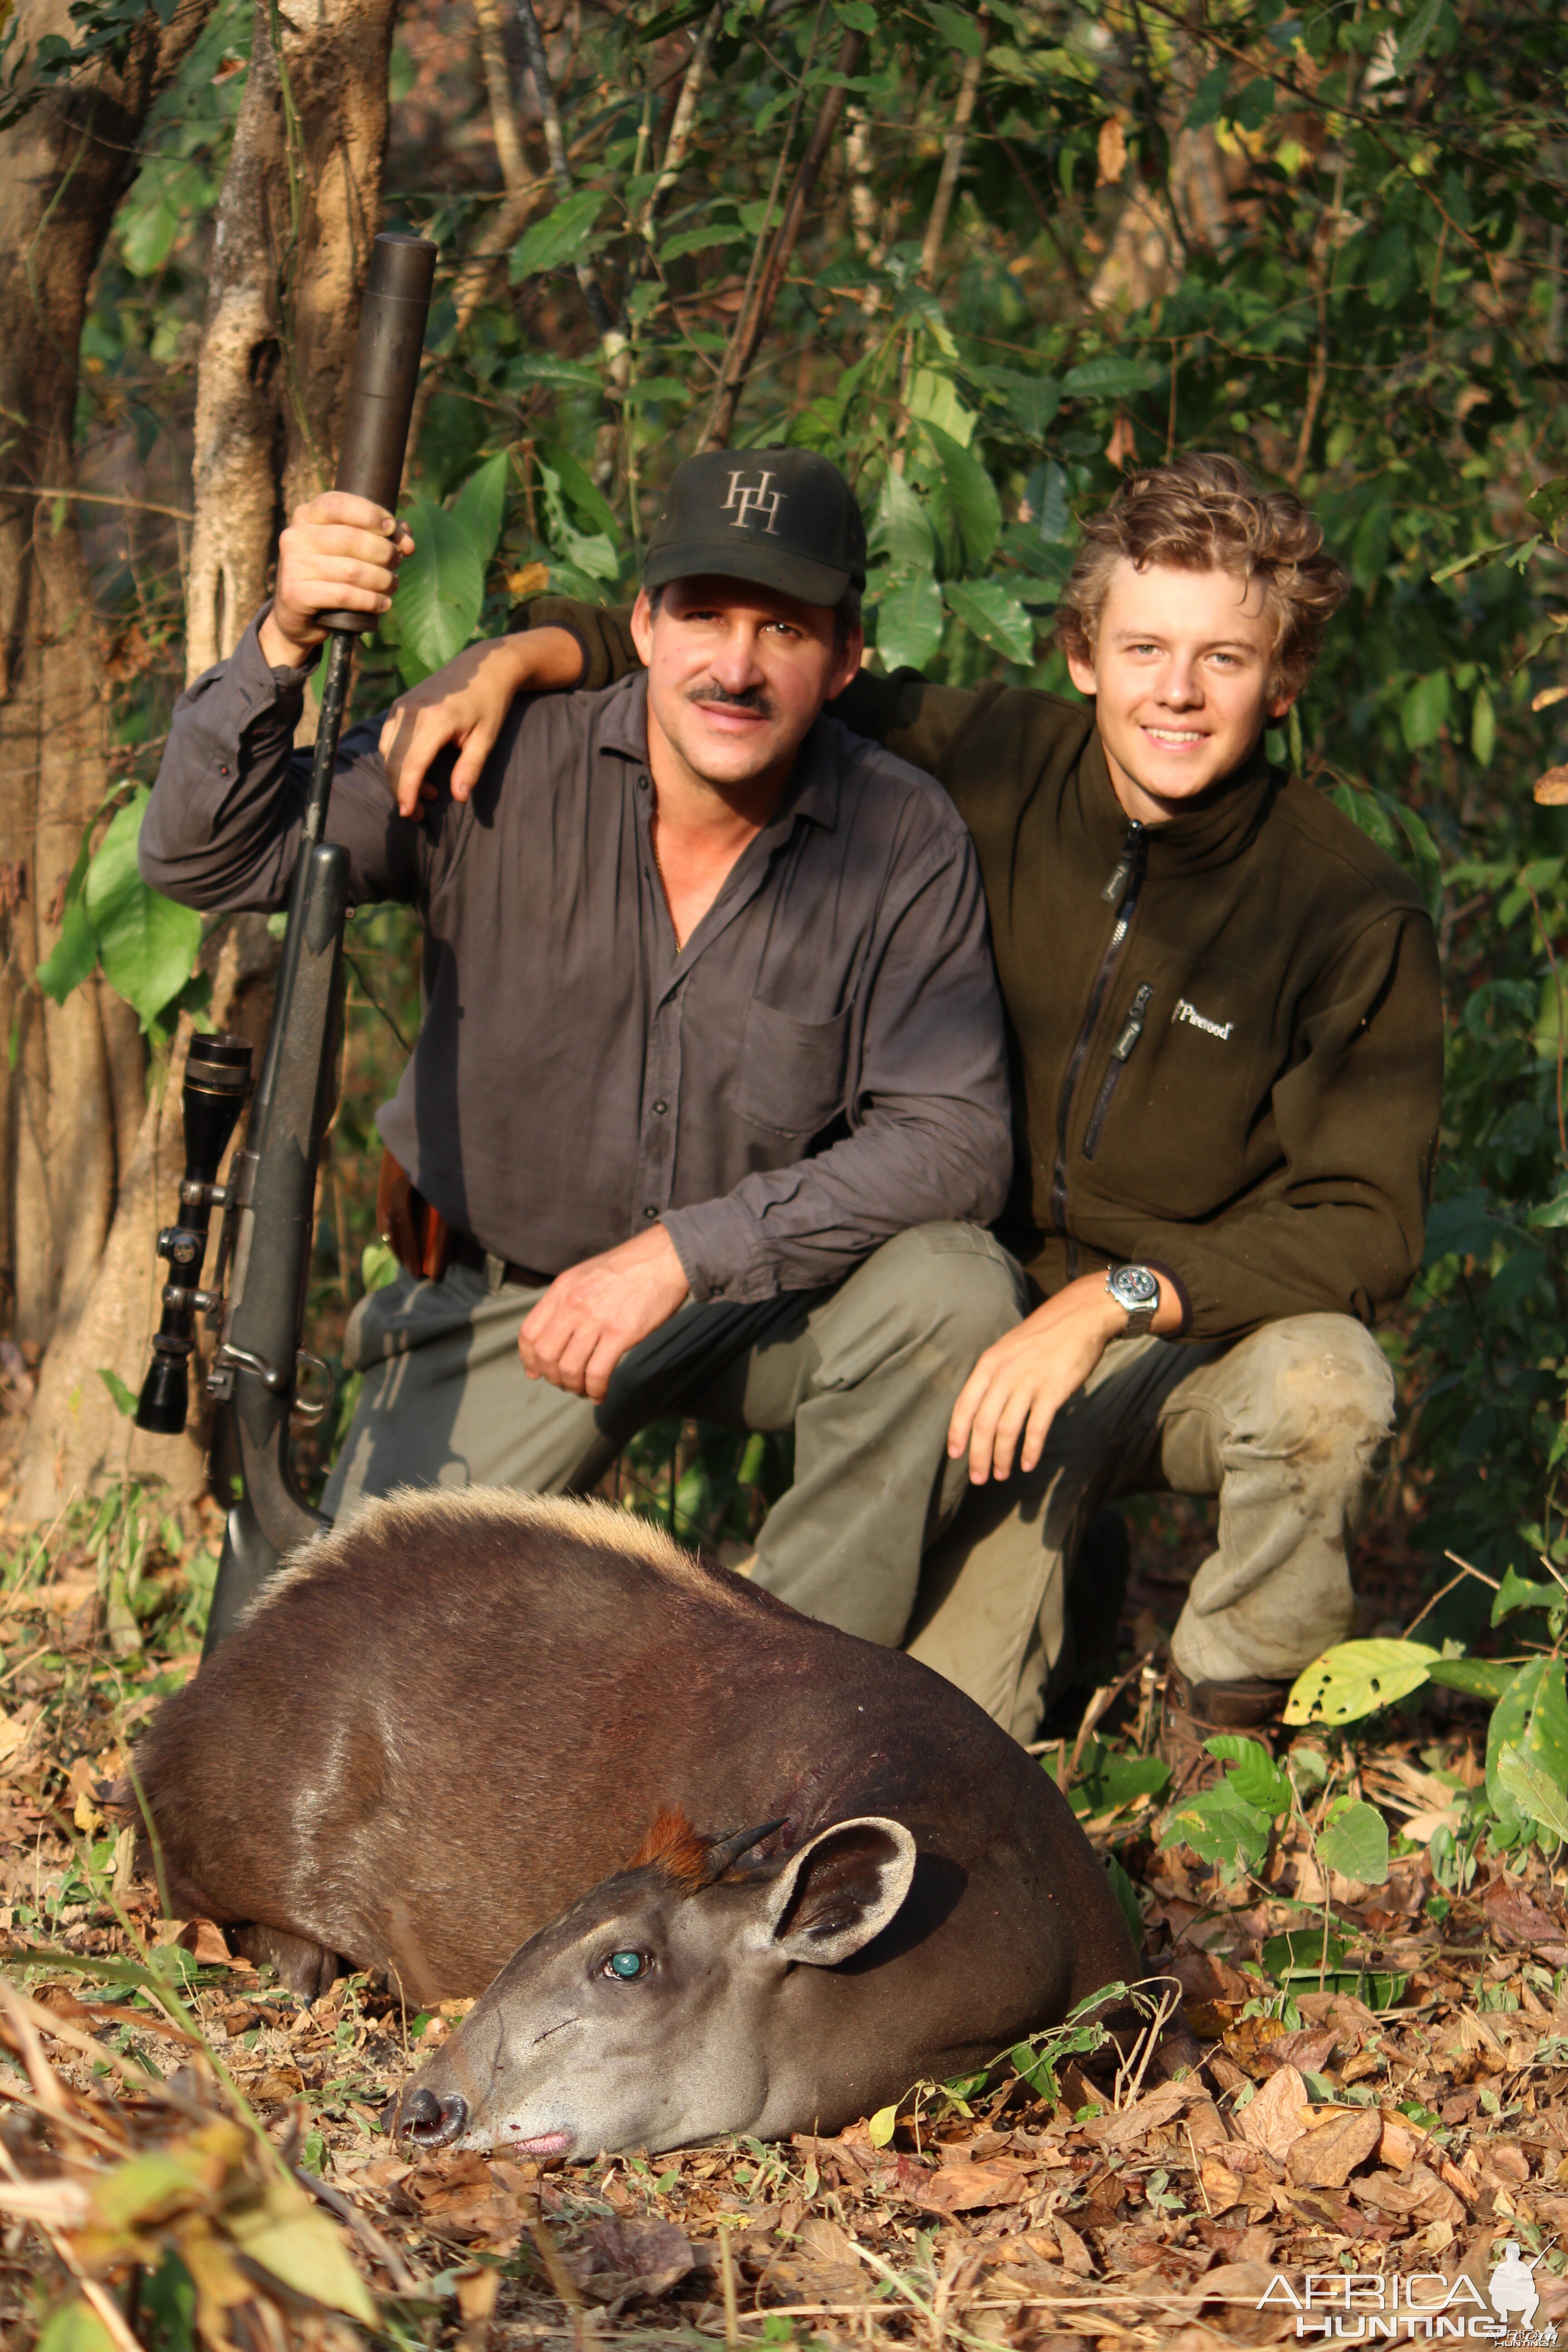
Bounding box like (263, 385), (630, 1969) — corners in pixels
(131, 1491), (1140, 2149)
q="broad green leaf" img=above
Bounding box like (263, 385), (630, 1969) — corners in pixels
(84, 793), (202, 1032)
(909, 369), (975, 447)
(1393, 0), (1444, 71)
(867, 2103), (897, 2147)
(1284, 1639), (1438, 1726)
(985, 367), (1062, 441)
(1400, 671), (1450, 751)
(536, 440), (621, 539)
(452, 451), (510, 564)
(1161, 1785), (1273, 1873)
(1317, 1799), (1390, 1886)
(1472, 685), (1496, 768)
(926, 0), (984, 54)
(1061, 354), (1162, 399)
(1427, 1656), (1517, 1702)
(867, 467), (937, 570)
(657, 223), (748, 262)
(1205, 1735), (1292, 1820)
(942, 578), (1034, 663)
(923, 422), (1001, 570)
(1263, 1927), (1348, 1982)
(874, 571), (944, 673)
(1485, 1657), (1566, 1821)
(98, 1369), (136, 1419)
(509, 188), (608, 280)
(1527, 477), (1568, 533)
(227, 2171), (377, 2325)
(1491, 1563), (1563, 1625)
(394, 500), (486, 681)
(1071, 1746), (1170, 1816)
(1497, 1746), (1568, 1842)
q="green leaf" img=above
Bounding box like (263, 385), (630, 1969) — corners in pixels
(926, 0), (984, 54)
(509, 188), (609, 279)
(1284, 1639), (1439, 1726)
(394, 500), (486, 681)
(985, 368), (1061, 441)
(1205, 1735), (1293, 1820)
(874, 571), (944, 673)
(1427, 1656), (1518, 1702)
(451, 451), (510, 566)
(1393, 0), (1444, 71)
(1262, 1926), (1348, 1982)
(84, 793), (203, 1032)
(1486, 1658), (1568, 1822)
(1471, 684), (1496, 768)
(1060, 354), (1162, 400)
(1071, 1746), (1171, 1815)
(1317, 1798), (1391, 1886)
(942, 578), (1034, 663)
(867, 468), (937, 571)
(922, 422), (1001, 571)
(1400, 671), (1451, 751)
(1161, 1785), (1273, 1873)
(833, 0), (878, 29)
(535, 441), (620, 539)
(98, 1369), (137, 1419)
(867, 2103), (897, 2147)
(1497, 1746), (1568, 1842)
(1491, 1563), (1563, 1625)
(1526, 477), (1568, 531)
(657, 223), (748, 262)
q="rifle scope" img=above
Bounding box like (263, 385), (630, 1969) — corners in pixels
(135, 1033), (253, 1433)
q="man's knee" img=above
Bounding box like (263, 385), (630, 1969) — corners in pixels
(848, 1222), (1025, 1368)
(1227, 1313), (1396, 1487)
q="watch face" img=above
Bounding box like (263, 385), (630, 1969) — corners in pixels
(1111, 1264), (1160, 1310)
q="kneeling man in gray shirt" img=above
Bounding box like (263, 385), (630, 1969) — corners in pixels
(141, 449), (1021, 1646)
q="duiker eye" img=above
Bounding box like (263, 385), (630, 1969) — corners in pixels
(603, 1948), (651, 1980)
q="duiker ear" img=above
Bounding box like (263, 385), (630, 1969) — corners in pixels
(753, 1817), (916, 1967)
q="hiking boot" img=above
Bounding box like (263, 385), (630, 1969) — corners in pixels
(1159, 1667), (1289, 1793)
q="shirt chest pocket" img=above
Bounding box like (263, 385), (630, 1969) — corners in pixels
(732, 995), (853, 1139)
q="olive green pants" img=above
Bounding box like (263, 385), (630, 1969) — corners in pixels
(321, 1220), (1027, 1647)
(906, 1312), (1396, 1742)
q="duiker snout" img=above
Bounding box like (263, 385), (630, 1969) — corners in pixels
(397, 2086), (469, 2148)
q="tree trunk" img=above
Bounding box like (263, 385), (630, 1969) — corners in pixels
(0, 0), (213, 1506)
(14, 0), (398, 1524)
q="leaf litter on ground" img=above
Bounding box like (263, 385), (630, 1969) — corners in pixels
(0, 1489), (1566, 2349)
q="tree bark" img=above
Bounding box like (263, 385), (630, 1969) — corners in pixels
(0, 2), (213, 1416)
(15, 0), (398, 1523)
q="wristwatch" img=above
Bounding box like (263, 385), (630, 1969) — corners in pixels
(1106, 1263), (1161, 1338)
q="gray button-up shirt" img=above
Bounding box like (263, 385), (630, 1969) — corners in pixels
(141, 615), (1011, 1302)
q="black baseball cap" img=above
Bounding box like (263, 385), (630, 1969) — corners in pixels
(643, 448), (867, 607)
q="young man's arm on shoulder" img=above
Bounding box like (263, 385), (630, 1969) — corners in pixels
(1124, 905), (1444, 1337)
(140, 606), (432, 913)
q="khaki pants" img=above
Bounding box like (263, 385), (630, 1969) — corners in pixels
(322, 1220), (1027, 1646)
(906, 1313), (1396, 1742)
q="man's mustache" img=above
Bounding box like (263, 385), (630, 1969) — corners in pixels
(686, 681), (776, 719)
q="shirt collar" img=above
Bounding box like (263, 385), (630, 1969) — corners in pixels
(1080, 725), (1279, 876)
(598, 671), (842, 836)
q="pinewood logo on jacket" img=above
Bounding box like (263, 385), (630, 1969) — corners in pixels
(1174, 997), (1235, 1042)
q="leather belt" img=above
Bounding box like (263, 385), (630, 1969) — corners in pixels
(446, 1231), (556, 1291)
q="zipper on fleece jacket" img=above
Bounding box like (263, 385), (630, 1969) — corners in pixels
(1083, 981), (1153, 1161)
(1049, 819), (1147, 1238)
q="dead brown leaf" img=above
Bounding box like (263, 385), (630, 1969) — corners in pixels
(1352, 2161), (1465, 2227)
(576, 2215), (695, 2305)
(1233, 2065), (1312, 2162)
(906, 2158), (1035, 2215)
(1284, 2106), (1380, 2190)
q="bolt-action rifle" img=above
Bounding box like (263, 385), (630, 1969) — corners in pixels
(134, 231), (436, 1658)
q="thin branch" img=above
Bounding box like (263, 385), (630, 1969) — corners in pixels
(640, 0), (720, 241)
(919, 14), (989, 287)
(703, 22), (864, 449)
(515, 0), (620, 352)
(14, 485), (194, 522)
(474, 0), (531, 192)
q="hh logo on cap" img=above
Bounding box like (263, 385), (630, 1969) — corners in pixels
(724, 469), (785, 534)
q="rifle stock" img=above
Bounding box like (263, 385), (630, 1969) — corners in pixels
(135, 231), (436, 1655)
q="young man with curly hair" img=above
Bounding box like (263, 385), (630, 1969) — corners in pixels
(374, 452), (1446, 1776)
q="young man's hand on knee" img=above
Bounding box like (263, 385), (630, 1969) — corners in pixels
(378, 629), (585, 817)
(947, 1270), (1179, 1485)
(519, 1225), (690, 1401)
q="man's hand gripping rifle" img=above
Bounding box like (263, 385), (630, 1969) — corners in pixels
(134, 231), (436, 1656)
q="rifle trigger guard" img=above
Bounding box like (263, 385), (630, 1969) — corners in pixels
(291, 1351), (332, 1427)
(212, 1342), (290, 1394)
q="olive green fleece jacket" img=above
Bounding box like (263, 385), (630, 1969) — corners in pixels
(519, 597), (1445, 1344)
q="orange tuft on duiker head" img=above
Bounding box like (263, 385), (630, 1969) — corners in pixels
(628, 1807), (716, 1890)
